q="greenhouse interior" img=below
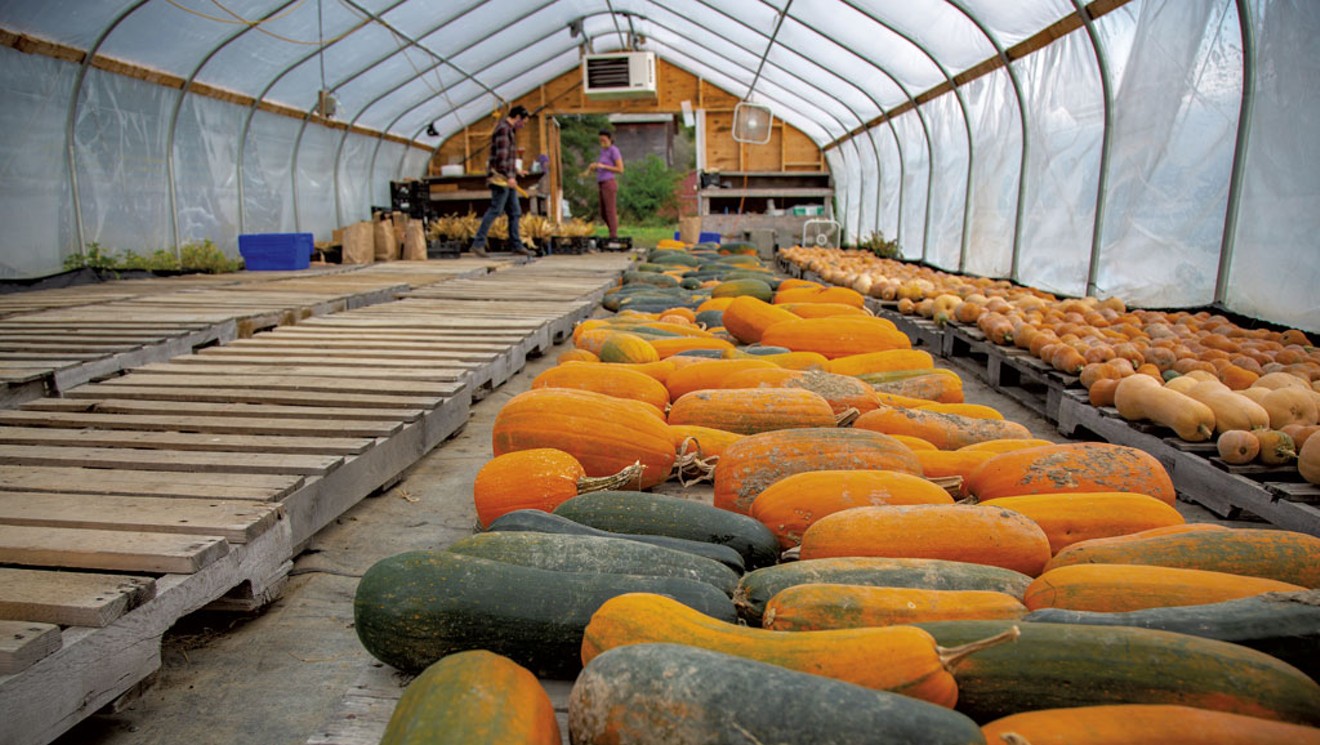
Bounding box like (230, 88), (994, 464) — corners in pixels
(1, 1), (1319, 744)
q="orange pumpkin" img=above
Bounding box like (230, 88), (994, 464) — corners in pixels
(665, 358), (777, 401)
(531, 362), (670, 412)
(472, 449), (642, 528)
(978, 492), (1185, 554)
(1023, 564), (1306, 612)
(825, 349), (935, 377)
(721, 296), (801, 344)
(760, 317), (912, 359)
(667, 388), (838, 435)
(854, 406), (1032, 450)
(981, 704), (1320, 745)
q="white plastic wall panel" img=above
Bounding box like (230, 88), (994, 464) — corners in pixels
(0, 0), (126, 51)
(263, 1), (374, 111)
(963, 66), (1021, 279)
(307, 24), (413, 120)
(957, 0), (1075, 48)
(198, 9), (335, 98)
(333, 48), (427, 123)
(782, 4), (945, 96)
(98, 0), (243, 75)
(1227, 0), (1320, 332)
(241, 110), (298, 233)
(856, 133), (881, 239)
(446, 1), (579, 74)
(1093, 0), (1238, 308)
(173, 94), (243, 255)
(824, 148), (850, 236)
(338, 133), (377, 224)
(294, 124), (338, 240)
(372, 140), (407, 207)
(892, 111), (929, 260)
(923, 93), (969, 272)
(0, 48), (79, 277)
(844, 0), (994, 73)
(400, 146), (431, 181)
(874, 125), (902, 242)
(74, 68), (172, 256)
(1013, 29), (1104, 297)
(764, 41), (879, 125)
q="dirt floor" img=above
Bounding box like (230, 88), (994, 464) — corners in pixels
(54, 321), (1240, 745)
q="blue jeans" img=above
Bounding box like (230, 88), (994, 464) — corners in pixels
(471, 185), (525, 251)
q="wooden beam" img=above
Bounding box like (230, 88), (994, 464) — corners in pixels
(824, 0), (1135, 151)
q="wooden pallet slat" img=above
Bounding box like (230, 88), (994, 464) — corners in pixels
(0, 465), (303, 500)
(0, 409), (402, 438)
(22, 397), (425, 423)
(0, 444), (343, 476)
(0, 524), (229, 574)
(0, 425), (373, 455)
(0, 492), (284, 543)
(0, 568), (156, 627)
(63, 383), (441, 410)
(0, 620), (62, 675)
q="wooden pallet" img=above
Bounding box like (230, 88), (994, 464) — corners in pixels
(1056, 390), (1320, 536)
(0, 256), (630, 745)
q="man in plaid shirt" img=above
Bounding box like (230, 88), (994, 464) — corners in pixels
(470, 105), (534, 258)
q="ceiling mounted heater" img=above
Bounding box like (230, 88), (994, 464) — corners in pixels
(732, 101), (773, 145)
(801, 218), (841, 249)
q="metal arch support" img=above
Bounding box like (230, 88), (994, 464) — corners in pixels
(943, 0), (1032, 284)
(325, 0), (520, 227)
(165, 0), (306, 255)
(1069, 0), (1116, 298)
(332, 0), (561, 226)
(1216, 0), (1255, 306)
(756, 5), (900, 244)
(63, 0), (153, 258)
(676, 0), (871, 243)
(835, 0), (975, 270)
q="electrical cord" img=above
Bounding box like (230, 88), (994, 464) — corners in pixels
(165, 0), (363, 45)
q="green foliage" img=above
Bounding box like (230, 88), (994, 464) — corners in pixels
(617, 154), (681, 225)
(854, 231), (902, 259)
(60, 239), (242, 274)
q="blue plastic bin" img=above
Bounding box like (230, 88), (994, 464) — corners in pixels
(672, 231), (722, 244)
(239, 233), (312, 271)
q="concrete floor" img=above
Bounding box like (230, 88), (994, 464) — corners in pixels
(54, 327), (1234, 745)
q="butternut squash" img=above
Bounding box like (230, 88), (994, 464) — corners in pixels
(1113, 374), (1215, 441)
(1185, 380), (1270, 433)
(799, 504), (1053, 577)
(1301, 433), (1320, 485)
(1216, 430), (1261, 465)
(580, 592), (1019, 708)
(1260, 386), (1320, 428)
(1023, 564), (1306, 612)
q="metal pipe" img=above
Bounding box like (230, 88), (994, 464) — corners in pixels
(1070, 0), (1115, 298)
(1216, 0), (1255, 306)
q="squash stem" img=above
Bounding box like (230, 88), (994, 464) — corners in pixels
(835, 407), (861, 427)
(577, 461), (646, 493)
(938, 625), (1020, 670)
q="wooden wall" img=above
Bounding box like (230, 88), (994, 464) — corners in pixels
(430, 57), (826, 175)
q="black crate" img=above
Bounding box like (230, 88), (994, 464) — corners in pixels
(600, 236), (633, 252)
(550, 236), (579, 254)
(427, 239), (462, 259)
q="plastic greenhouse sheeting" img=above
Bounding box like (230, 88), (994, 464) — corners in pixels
(0, 0), (1314, 332)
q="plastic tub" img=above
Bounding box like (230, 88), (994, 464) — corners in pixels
(239, 233), (312, 271)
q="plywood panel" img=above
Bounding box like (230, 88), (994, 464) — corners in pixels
(705, 111), (740, 171)
(745, 126), (786, 171)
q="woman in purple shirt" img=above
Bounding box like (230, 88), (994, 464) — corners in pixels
(587, 131), (624, 239)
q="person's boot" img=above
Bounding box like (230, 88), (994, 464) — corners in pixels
(514, 244), (536, 258)
(470, 245), (488, 257)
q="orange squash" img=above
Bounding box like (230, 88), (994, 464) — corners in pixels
(598, 331), (662, 364)
(854, 406), (1033, 450)
(799, 504), (1053, 577)
(772, 286), (866, 308)
(981, 704), (1320, 745)
(749, 469), (954, 549)
(891, 434), (939, 451)
(753, 350), (831, 370)
(721, 296), (801, 344)
(868, 372), (965, 403)
(1044, 527), (1320, 587)
(492, 388), (676, 490)
(1301, 432), (1320, 485)
(722, 367), (879, 416)
(978, 493), (1184, 555)
(531, 363), (670, 412)
(763, 585), (1027, 631)
(913, 402), (1005, 420)
(713, 428), (922, 513)
(664, 358), (777, 401)
(668, 388), (838, 435)
(1023, 564), (1307, 612)
(557, 348), (598, 364)
(669, 424), (743, 461)
(825, 349), (935, 377)
(761, 317), (912, 359)
(965, 442), (1177, 506)
(957, 439), (1054, 454)
(1216, 429), (1261, 464)
(914, 450), (996, 487)
(1184, 380), (1270, 433)
(580, 592), (1018, 708)
(777, 302), (870, 319)
(472, 449), (644, 528)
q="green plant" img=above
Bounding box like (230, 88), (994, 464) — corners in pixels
(62, 242), (119, 272)
(119, 249), (182, 271)
(617, 154), (681, 225)
(856, 231), (901, 259)
(179, 239), (243, 273)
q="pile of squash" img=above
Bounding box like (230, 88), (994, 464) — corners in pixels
(779, 246), (1320, 486)
(360, 242), (1320, 745)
